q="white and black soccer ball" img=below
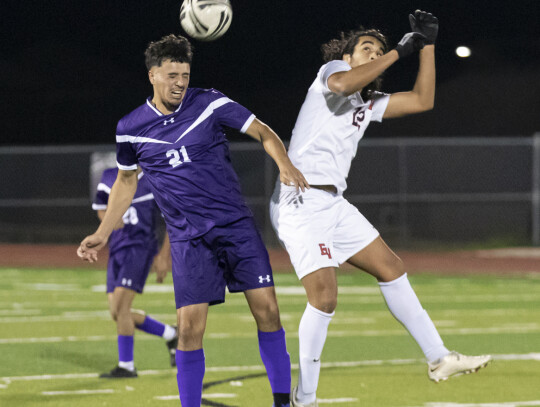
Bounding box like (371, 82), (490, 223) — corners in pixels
(180, 0), (232, 41)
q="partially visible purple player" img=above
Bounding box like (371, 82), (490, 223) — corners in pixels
(93, 167), (178, 378)
(77, 34), (308, 407)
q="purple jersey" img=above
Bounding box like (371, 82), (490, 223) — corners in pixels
(115, 88), (256, 241)
(93, 168), (159, 254)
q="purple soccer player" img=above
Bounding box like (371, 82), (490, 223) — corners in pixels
(93, 167), (178, 378)
(77, 34), (309, 407)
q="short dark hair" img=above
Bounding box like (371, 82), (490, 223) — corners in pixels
(144, 34), (193, 70)
(321, 27), (389, 99)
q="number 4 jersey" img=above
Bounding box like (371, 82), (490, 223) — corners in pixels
(115, 88), (256, 242)
(93, 168), (159, 254)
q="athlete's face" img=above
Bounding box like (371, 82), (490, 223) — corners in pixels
(149, 60), (191, 111)
(344, 36), (385, 68)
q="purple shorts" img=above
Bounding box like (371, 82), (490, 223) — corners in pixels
(106, 245), (157, 294)
(170, 217), (274, 309)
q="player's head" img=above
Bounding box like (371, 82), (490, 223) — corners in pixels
(145, 34), (193, 109)
(321, 28), (389, 99)
(145, 34), (193, 70)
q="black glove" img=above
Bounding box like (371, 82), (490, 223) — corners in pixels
(409, 9), (439, 44)
(395, 32), (426, 59)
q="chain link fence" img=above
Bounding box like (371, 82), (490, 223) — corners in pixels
(1, 135), (539, 248)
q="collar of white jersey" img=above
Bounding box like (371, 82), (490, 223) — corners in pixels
(146, 98), (182, 117)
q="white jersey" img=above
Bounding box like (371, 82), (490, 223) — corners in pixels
(287, 60), (390, 194)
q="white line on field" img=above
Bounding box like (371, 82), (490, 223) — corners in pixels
(2, 353), (539, 383)
(319, 398), (359, 404)
(42, 389), (115, 396)
(2, 308), (536, 324)
(204, 393), (237, 398)
(154, 395), (179, 400)
(89, 285), (382, 295)
(0, 309), (41, 316)
(155, 393), (237, 401)
(2, 323), (540, 344)
(416, 401), (540, 407)
(18, 283), (81, 291)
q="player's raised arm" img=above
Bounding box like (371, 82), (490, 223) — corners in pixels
(245, 118), (310, 192)
(383, 10), (438, 118)
(77, 169), (138, 262)
(327, 31), (426, 96)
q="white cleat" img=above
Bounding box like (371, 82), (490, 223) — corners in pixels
(428, 351), (492, 382)
(290, 386), (318, 407)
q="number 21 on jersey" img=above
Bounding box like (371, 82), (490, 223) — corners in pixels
(166, 146), (191, 168)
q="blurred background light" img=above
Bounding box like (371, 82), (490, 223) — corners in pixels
(456, 46), (472, 58)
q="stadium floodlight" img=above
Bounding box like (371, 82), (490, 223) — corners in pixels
(455, 46), (472, 58)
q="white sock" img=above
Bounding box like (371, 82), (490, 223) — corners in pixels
(162, 324), (177, 341)
(378, 273), (449, 363)
(297, 302), (334, 404)
(118, 360), (135, 371)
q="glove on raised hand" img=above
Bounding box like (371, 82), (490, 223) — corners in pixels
(409, 9), (439, 44)
(395, 32), (426, 59)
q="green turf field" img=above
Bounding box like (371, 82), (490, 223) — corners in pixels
(1, 267), (539, 406)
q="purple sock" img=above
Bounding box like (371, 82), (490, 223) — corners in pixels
(136, 316), (166, 337)
(258, 328), (291, 395)
(176, 349), (205, 407)
(118, 335), (134, 362)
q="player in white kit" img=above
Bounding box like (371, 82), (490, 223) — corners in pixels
(270, 11), (491, 406)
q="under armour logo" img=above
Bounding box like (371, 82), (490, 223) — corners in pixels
(259, 275), (271, 283)
(163, 118), (175, 125)
(287, 195), (304, 208)
(319, 243), (332, 259)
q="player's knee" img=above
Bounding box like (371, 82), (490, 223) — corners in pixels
(178, 320), (206, 343)
(113, 304), (132, 322)
(314, 297), (337, 314)
(308, 287), (337, 313)
(109, 309), (118, 321)
(378, 257), (406, 283)
(252, 302), (281, 329)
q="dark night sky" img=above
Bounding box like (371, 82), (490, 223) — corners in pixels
(1, 0), (539, 146)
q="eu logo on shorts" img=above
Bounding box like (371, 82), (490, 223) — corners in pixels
(319, 243), (332, 259)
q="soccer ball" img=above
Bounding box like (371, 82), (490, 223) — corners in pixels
(180, 0), (233, 41)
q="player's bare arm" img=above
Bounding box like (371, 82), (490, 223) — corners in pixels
(77, 169), (138, 262)
(327, 30), (426, 97)
(151, 233), (171, 283)
(328, 50), (398, 96)
(384, 9), (438, 118)
(97, 209), (125, 231)
(245, 118), (310, 191)
(383, 45), (435, 118)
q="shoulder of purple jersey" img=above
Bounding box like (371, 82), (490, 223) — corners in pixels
(193, 87), (227, 100)
(116, 101), (150, 134)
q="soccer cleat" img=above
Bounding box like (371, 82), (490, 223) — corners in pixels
(166, 327), (179, 367)
(99, 366), (138, 378)
(290, 386), (318, 407)
(428, 351), (492, 382)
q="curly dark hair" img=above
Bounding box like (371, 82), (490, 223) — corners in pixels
(144, 34), (193, 70)
(321, 27), (389, 99)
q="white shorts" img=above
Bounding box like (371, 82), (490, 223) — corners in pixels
(269, 182), (379, 279)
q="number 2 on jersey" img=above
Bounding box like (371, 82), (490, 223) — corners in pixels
(166, 146), (191, 168)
